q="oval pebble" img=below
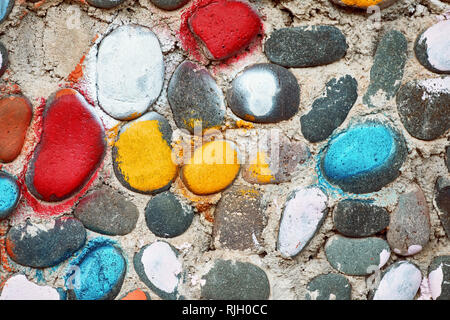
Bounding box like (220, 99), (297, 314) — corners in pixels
(0, 41), (8, 77)
(0, 274), (62, 300)
(87, 0), (125, 8)
(150, 0), (189, 10)
(446, 146), (450, 172)
(331, 0), (399, 9)
(277, 186), (328, 258)
(0, 171), (20, 219)
(227, 63), (300, 123)
(325, 235), (390, 276)
(6, 217), (86, 268)
(435, 177), (450, 238)
(305, 273), (351, 300)
(120, 289), (151, 300)
(133, 241), (183, 300)
(428, 255), (450, 300)
(97, 25), (164, 120)
(0, 0), (14, 24)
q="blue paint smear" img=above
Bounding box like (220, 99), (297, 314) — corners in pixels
(0, 174), (19, 213)
(0, 1), (11, 21)
(35, 269), (45, 284)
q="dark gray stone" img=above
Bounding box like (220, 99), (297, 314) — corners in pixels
(301, 75), (358, 142)
(305, 273), (351, 300)
(150, 0), (189, 10)
(86, 0), (125, 9)
(264, 26), (348, 68)
(0, 41), (8, 77)
(428, 255), (450, 300)
(446, 145), (450, 172)
(435, 177), (450, 238)
(0, 0), (14, 24)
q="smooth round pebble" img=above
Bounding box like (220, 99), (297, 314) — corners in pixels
(428, 255), (450, 300)
(150, 0), (189, 10)
(435, 177), (450, 237)
(0, 171), (20, 219)
(0, 0), (14, 24)
(0, 274), (62, 300)
(305, 273), (351, 300)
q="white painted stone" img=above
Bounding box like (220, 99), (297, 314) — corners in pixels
(0, 274), (60, 300)
(429, 264), (444, 300)
(419, 20), (450, 72)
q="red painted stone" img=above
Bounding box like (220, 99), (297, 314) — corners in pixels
(188, 0), (262, 60)
(26, 89), (106, 202)
(0, 96), (32, 163)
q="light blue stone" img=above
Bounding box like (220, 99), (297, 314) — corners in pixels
(0, 172), (20, 219)
(0, 0), (13, 24)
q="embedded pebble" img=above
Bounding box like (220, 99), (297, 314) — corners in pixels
(0, 171), (20, 219)
(428, 255), (450, 300)
(0, 274), (62, 300)
(74, 188), (139, 236)
(387, 184), (430, 256)
(0, 41), (8, 77)
(26, 89), (106, 202)
(0, 95), (32, 163)
(134, 241), (183, 300)
(264, 26), (347, 68)
(145, 191), (194, 238)
(86, 0), (125, 8)
(113, 112), (177, 194)
(446, 146), (450, 172)
(333, 200), (390, 237)
(363, 30), (407, 109)
(331, 0), (399, 9)
(396, 77), (450, 141)
(168, 61), (225, 133)
(435, 177), (450, 238)
(120, 289), (151, 300)
(325, 235), (390, 276)
(6, 217), (87, 268)
(277, 187), (328, 258)
(150, 0), (190, 10)
(227, 63), (300, 123)
(301, 75), (358, 142)
(65, 238), (126, 300)
(0, 0), (14, 24)
(201, 259), (270, 300)
(305, 273), (351, 300)
(372, 261), (422, 300)
(97, 25), (164, 120)
(320, 121), (407, 194)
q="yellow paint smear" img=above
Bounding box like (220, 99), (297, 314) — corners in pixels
(248, 152), (274, 184)
(340, 0), (384, 7)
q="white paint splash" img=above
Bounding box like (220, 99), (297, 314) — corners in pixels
(0, 274), (60, 300)
(420, 20), (450, 72)
(407, 245), (423, 256)
(429, 264), (444, 300)
(378, 249), (390, 269)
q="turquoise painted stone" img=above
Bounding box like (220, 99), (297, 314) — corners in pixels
(0, 171), (20, 219)
(0, 0), (14, 24)
(320, 121), (406, 194)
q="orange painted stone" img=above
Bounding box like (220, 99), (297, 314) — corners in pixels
(0, 96), (33, 163)
(120, 289), (150, 300)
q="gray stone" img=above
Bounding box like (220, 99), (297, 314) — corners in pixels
(0, 41), (8, 77)
(428, 255), (450, 300)
(87, 0), (125, 9)
(305, 273), (351, 300)
(150, 0), (190, 10)
(435, 177), (450, 238)
(446, 145), (450, 172)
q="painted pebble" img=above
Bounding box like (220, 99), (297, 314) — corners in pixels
(333, 200), (390, 237)
(428, 255), (450, 300)
(113, 112), (177, 195)
(301, 75), (358, 142)
(145, 191), (194, 238)
(331, 0), (399, 9)
(97, 25), (164, 120)
(434, 177), (450, 238)
(0, 41), (8, 77)
(150, 0), (190, 10)
(134, 241), (183, 300)
(6, 217), (87, 268)
(120, 289), (151, 300)
(26, 89), (105, 202)
(227, 63), (300, 123)
(168, 61), (225, 133)
(0, 171), (20, 219)
(201, 259), (270, 300)
(0, 95), (33, 163)
(277, 186), (328, 258)
(74, 188), (139, 236)
(87, 0), (125, 9)
(65, 238), (126, 300)
(325, 235), (390, 276)
(0, 0), (14, 24)
(387, 184), (430, 256)
(264, 26), (348, 68)
(320, 121), (406, 194)
(0, 274), (62, 300)
(305, 273), (351, 300)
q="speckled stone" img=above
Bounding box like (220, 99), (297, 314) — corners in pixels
(363, 30), (407, 109)
(0, 0), (14, 24)
(446, 146), (450, 172)
(264, 26), (348, 68)
(145, 191), (194, 238)
(0, 171), (20, 219)
(387, 184), (430, 256)
(301, 75), (358, 142)
(435, 177), (450, 238)
(6, 217), (86, 268)
(331, 0), (399, 9)
(396, 77), (450, 141)
(325, 235), (390, 276)
(168, 60), (225, 133)
(333, 200), (390, 237)
(428, 255), (450, 300)
(0, 41), (8, 77)
(201, 259), (270, 300)
(213, 186), (266, 251)
(227, 63), (300, 123)
(86, 0), (125, 9)
(74, 188), (139, 236)
(0, 274), (63, 300)
(150, 0), (189, 10)
(305, 273), (351, 300)
(277, 186), (328, 257)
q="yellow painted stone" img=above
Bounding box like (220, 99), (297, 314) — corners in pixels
(247, 152), (274, 184)
(340, 0), (385, 8)
(182, 140), (240, 195)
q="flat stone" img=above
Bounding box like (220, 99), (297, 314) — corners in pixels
(201, 259), (270, 300)
(0, 41), (8, 77)
(278, 186), (328, 257)
(363, 30), (407, 108)
(331, 0), (399, 9)
(87, 0), (125, 9)
(396, 77), (450, 141)
(65, 238), (126, 300)
(188, 1), (261, 60)
(325, 235), (390, 276)
(113, 112), (177, 194)
(213, 186), (266, 251)
(428, 255), (450, 300)
(168, 61), (225, 133)
(435, 177), (450, 238)
(301, 75), (358, 142)
(120, 289), (151, 300)
(373, 261), (422, 300)
(97, 25), (164, 120)
(305, 273), (351, 300)
(227, 63), (300, 123)
(264, 26), (348, 68)
(6, 217), (86, 268)
(0, 0), (14, 24)
(320, 121), (407, 194)
(134, 241), (183, 300)
(0, 95), (33, 163)
(0, 171), (20, 219)
(74, 188), (139, 236)
(145, 191), (194, 238)
(333, 199), (390, 237)
(26, 89), (106, 202)
(0, 274), (62, 300)
(150, 0), (190, 10)
(415, 20), (450, 74)
(387, 184), (430, 256)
